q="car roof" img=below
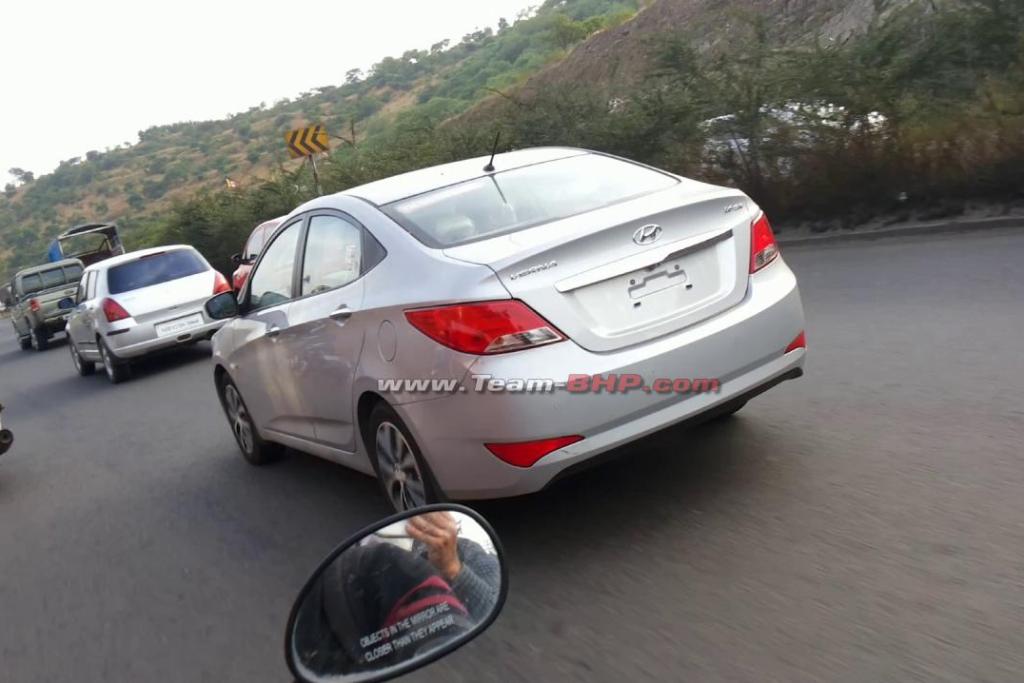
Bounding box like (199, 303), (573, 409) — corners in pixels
(15, 258), (84, 277)
(341, 147), (588, 206)
(84, 245), (195, 272)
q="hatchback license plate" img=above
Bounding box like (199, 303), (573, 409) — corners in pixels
(155, 313), (203, 338)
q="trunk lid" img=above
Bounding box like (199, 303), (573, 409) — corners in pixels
(33, 285), (80, 322)
(113, 271), (215, 322)
(444, 184), (755, 352)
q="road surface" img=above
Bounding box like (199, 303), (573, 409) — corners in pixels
(1, 228), (1022, 682)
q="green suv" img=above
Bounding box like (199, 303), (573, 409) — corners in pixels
(6, 259), (84, 351)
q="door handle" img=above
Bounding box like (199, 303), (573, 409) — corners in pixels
(329, 306), (353, 322)
(266, 325), (281, 338)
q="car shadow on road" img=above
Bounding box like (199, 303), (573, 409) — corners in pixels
(120, 343), (214, 381)
(473, 414), (788, 568)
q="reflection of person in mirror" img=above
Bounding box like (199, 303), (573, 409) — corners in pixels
(294, 531), (480, 677)
(406, 512), (500, 622)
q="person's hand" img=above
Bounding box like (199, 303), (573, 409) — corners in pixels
(406, 512), (461, 581)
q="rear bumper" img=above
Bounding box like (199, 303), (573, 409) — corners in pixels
(105, 318), (226, 360)
(41, 313), (73, 334)
(392, 257), (806, 499)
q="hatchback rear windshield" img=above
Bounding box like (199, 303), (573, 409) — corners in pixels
(382, 154), (679, 248)
(107, 250), (207, 294)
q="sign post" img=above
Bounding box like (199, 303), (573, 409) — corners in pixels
(284, 124), (330, 195)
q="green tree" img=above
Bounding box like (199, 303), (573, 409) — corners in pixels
(8, 168), (33, 184)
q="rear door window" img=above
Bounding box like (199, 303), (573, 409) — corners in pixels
(300, 215), (363, 296)
(107, 250), (208, 294)
(76, 272), (90, 303)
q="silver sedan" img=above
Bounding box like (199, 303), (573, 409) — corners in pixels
(66, 245), (232, 383)
(205, 148), (806, 510)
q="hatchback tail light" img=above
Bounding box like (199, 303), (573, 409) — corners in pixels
(101, 298), (131, 323)
(28, 298), (40, 312)
(213, 271), (231, 295)
(750, 213), (780, 273)
(404, 300), (565, 355)
(485, 435), (584, 468)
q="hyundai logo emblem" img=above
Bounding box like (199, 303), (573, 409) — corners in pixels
(633, 224), (663, 245)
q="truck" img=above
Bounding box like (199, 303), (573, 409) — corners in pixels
(5, 259), (84, 351)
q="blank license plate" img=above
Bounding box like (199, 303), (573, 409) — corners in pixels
(155, 313), (203, 337)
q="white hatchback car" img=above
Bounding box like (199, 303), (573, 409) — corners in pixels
(65, 245), (232, 383)
(205, 148), (807, 511)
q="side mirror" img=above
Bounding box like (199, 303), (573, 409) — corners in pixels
(57, 297), (76, 310)
(286, 505), (507, 683)
(230, 253), (243, 265)
(204, 291), (239, 320)
(0, 402), (10, 456)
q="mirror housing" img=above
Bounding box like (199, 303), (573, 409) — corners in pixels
(286, 504), (507, 683)
(230, 252), (242, 265)
(57, 297), (76, 310)
(204, 291), (239, 320)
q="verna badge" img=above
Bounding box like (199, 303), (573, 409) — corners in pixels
(633, 224), (662, 246)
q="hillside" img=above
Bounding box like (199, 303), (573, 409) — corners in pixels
(0, 0), (641, 278)
(460, 0), (925, 121)
(3, 0), (1019, 280)
(514, 0), (921, 92)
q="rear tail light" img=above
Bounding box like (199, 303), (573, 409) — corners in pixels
(213, 271), (231, 294)
(101, 298), (131, 323)
(404, 300), (565, 355)
(485, 435), (584, 468)
(785, 330), (807, 353)
(28, 298), (40, 312)
(750, 212), (780, 273)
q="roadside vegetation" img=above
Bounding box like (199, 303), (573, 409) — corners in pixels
(0, 0), (640, 276)
(3, 0), (1021, 277)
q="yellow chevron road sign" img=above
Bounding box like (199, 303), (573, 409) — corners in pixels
(285, 125), (330, 158)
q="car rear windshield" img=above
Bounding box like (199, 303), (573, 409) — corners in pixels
(20, 264), (82, 295)
(107, 250), (207, 294)
(382, 154), (679, 248)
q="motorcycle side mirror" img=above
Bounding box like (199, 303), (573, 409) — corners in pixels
(204, 291), (239, 320)
(230, 252), (243, 265)
(0, 402), (11, 456)
(285, 504), (507, 683)
(57, 297), (76, 310)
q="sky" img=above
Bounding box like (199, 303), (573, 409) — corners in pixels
(0, 0), (539, 185)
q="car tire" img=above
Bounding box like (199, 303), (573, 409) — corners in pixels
(367, 401), (442, 512)
(217, 375), (282, 465)
(18, 335), (31, 351)
(69, 340), (95, 376)
(97, 339), (130, 384)
(29, 325), (49, 351)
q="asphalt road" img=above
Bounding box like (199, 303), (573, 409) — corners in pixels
(1, 228), (1022, 683)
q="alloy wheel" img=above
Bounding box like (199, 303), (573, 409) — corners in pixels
(100, 343), (115, 379)
(223, 384), (254, 455)
(375, 421), (426, 511)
